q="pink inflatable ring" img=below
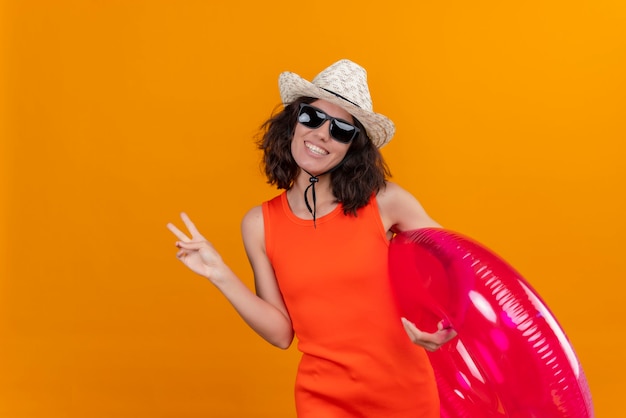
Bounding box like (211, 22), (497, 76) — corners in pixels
(388, 228), (594, 418)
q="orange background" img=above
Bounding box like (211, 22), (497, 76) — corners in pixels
(2, 1), (625, 417)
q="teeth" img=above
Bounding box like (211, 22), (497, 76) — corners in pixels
(305, 142), (328, 155)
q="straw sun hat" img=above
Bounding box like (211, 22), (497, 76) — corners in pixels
(278, 59), (396, 148)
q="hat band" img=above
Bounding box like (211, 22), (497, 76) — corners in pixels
(321, 88), (361, 108)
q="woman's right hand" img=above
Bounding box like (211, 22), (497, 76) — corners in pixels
(167, 210), (294, 349)
(167, 212), (227, 283)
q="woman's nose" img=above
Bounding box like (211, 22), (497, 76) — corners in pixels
(314, 120), (332, 141)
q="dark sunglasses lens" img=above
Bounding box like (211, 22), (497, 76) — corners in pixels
(298, 104), (357, 143)
(298, 105), (325, 128)
(331, 120), (358, 143)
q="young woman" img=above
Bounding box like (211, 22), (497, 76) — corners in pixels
(167, 59), (456, 417)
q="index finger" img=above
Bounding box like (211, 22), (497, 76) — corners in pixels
(180, 212), (204, 239)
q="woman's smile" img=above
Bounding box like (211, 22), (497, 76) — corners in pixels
(304, 141), (329, 156)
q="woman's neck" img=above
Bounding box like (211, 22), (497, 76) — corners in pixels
(287, 171), (338, 220)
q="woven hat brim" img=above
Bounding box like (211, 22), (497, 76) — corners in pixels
(279, 72), (395, 148)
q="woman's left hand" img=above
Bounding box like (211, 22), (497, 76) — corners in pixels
(401, 317), (457, 352)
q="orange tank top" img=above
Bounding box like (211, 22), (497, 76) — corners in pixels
(262, 192), (439, 418)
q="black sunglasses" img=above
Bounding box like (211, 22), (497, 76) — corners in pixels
(297, 103), (360, 144)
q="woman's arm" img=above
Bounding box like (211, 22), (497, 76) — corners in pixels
(376, 181), (441, 233)
(377, 182), (456, 350)
(167, 211), (294, 349)
(241, 206), (294, 348)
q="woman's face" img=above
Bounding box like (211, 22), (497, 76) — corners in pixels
(291, 99), (354, 177)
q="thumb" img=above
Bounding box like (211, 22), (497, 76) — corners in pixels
(437, 319), (453, 331)
(176, 240), (207, 250)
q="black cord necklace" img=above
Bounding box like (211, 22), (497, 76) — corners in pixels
(302, 169), (320, 227)
(300, 154), (351, 228)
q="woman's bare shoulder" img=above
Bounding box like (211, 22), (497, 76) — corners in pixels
(377, 181), (441, 232)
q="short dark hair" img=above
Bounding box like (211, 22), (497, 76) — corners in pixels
(256, 97), (391, 215)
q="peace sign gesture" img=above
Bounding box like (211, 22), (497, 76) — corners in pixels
(167, 212), (227, 284)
